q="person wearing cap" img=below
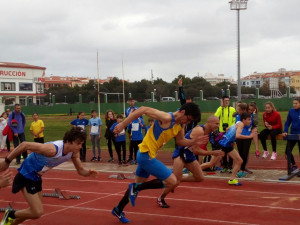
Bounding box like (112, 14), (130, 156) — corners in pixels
(8, 104), (26, 165)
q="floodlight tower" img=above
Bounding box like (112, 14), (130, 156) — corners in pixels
(229, 0), (248, 101)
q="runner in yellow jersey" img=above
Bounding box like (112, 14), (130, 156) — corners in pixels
(111, 103), (208, 223)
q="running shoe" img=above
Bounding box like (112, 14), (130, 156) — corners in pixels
(130, 160), (136, 165)
(1, 209), (14, 225)
(245, 168), (253, 174)
(255, 150), (260, 158)
(220, 168), (228, 173)
(237, 171), (247, 178)
(126, 158), (133, 163)
(111, 207), (130, 224)
(97, 156), (101, 161)
(128, 183), (139, 207)
(157, 198), (170, 208)
(270, 152), (277, 160)
(15, 160), (21, 165)
(228, 179), (242, 186)
(91, 157), (97, 162)
(227, 169), (232, 174)
(108, 158), (114, 162)
(182, 168), (190, 174)
(291, 165), (298, 172)
(215, 166), (223, 171)
(262, 151), (269, 159)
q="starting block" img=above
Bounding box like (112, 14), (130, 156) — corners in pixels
(0, 202), (18, 213)
(42, 188), (80, 200)
(279, 169), (299, 181)
(109, 173), (136, 180)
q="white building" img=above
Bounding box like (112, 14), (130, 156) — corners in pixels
(202, 73), (236, 86)
(0, 62), (46, 105)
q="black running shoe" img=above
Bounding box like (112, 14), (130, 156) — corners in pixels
(157, 198), (170, 208)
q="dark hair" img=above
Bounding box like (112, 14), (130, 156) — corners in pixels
(91, 109), (97, 114)
(128, 98), (134, 101)
(1, 112), (7, 117)
(186, 96), (192, 101)
(14, 104), (21, 108)
(238, 103), (248, 112)
(77, 111), (84, 119)
(32, 112), (39, 116)
(179, 103), (201, 122)
(148, 118), (154, 123)
(222, 96), (230, 100)
(116, 114), (123, 119)
(294, 97), (300, 103)
(240, 112), (251, 121)
(249, 101), (258, 113)
(105, 110), (115, 120)
(63, 127), (87, 143)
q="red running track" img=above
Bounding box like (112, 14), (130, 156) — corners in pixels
(1, 169), (300, 225)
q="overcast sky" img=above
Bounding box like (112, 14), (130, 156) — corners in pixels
(1, 0), (300, 82)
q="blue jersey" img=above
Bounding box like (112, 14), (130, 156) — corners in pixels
(70, 118), (89, 132)
(284, 108), (300, 134)
(219, 125), (236, 148)
(88, 117), (102, 135)
(18, 141), (73, 181)
(128, 118), (144, 141)
(110, 122), (126, 142)
(235, 114), (252, 136)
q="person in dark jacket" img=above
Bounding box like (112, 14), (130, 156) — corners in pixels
(105, 110), (117, 162)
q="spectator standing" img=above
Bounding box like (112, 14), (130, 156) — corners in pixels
(29, 113), (45, 143)
(8, 104), (26, 164)
(110, 114), (127, 166)
(89, 110), (102, 162)
(260, 102), (283, 160)
(248, 102), (260, 158)
(128, 116), (145, 164)
(105, 110), (117, 162)
(0, 113), (8, 151)
(70, 112), (89, 162)
(283, 97), (300, 171)
(5, 109), (12, 152)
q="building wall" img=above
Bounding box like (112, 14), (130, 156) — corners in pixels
(290, 75), (300, 95)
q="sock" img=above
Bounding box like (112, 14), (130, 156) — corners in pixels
(135, 179), (165, 191)
(116, 189), (129, 212)
(8, 210), (16, 219)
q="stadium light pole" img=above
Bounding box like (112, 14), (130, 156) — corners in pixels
(229, 0), (248, 101)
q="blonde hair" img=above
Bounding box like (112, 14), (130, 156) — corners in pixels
(265, 101), (276, 111)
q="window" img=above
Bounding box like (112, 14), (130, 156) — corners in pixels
(36, 83), (44, 93)
(1, 82), (16, 91)
(256, 81), (260, 84)
(19, 83), (33, 91)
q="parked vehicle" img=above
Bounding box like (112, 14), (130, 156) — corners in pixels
(207, 97), (219, 100)
(161, 97), (175, 102)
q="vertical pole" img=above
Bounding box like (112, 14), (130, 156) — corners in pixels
(97, 51), (101, 117)
(105, 94), (108, 103)
(151, 92), (154, 102)
(237, 9), (241, 101)
(199, 90), (203, 101)
(174, 91), (178, 101)
(122, 57), (126, 116)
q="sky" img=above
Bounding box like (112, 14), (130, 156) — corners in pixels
(1, 0), (300, 82)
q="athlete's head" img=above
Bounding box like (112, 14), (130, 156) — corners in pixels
(128, 98), (135, 107)
(265, 101), (276, 113)
(207, 115), (220, 132)
(105, 110), (115, 120)
(63, 127), (86, 152)
(148, 118), (154, 126)
(78, 112), (85, 120)
(14, 104), (21, 113)
(248, 101), (258, 114)
(178, 103), (201, 124)
(240, 112), (251, 127)
(116, 114), (124, 123)
(186, 96), (193, 103)
(91, 109), (97, 118)
(32, 113), (39, 121)
(237, 103), (248, 114)
(293, 97), (300, 110)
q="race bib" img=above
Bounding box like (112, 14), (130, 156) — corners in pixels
(131, 123), (139, 131)
(91, 126), (99, 133)
(119, 129), (125, 135)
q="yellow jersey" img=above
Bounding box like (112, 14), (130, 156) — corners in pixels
(30, 120), (45, 138)
(139, 113), (182, 158)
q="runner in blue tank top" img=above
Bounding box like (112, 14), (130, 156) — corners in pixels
(0, 127), (98, 225)
(157, 116), (224, 208)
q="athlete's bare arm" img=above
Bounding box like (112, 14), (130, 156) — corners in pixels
(176, 127), (209, 147)
(72, 152), (98, 177)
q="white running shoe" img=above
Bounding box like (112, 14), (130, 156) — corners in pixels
(270, 152), (277, 160)
(262, 151), (269, 159)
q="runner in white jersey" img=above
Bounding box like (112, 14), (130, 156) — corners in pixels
(0, 127), (98, 225)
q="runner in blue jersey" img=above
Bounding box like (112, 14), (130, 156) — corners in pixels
(0, 127), (98, 225)
(157, 115), (224, 208)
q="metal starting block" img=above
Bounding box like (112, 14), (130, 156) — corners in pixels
(0, 202), (18, 213)
(42, 188), (81, 200)
(109, 173), (136, 180)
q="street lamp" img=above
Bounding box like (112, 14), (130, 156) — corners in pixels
(49, 92), (52, 104)
(229, 0), (248, 101)
(64, 96), (67, 103)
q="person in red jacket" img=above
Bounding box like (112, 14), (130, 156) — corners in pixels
(260, 101), (283, 160)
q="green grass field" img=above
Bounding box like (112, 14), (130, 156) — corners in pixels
(22, 111), (290, 155)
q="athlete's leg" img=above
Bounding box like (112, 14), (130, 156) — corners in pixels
(201, 155), (223, 171)
(12, 189), (43, 225)
(181, 160), (204, 182)
(159, 157), (184, 200)
(227, 149), (243, 180)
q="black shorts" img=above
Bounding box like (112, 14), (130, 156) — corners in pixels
(221, 146), (234, 153)
(12, 172), (42, 195)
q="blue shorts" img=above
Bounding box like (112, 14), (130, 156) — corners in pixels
(172, 147), (197, 163)
(136, 150), (172, 181)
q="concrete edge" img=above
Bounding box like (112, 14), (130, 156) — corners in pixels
(263, 179), (300, 184)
